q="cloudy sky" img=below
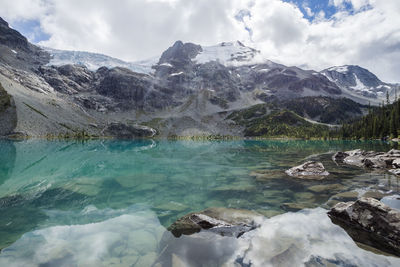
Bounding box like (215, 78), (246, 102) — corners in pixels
(1, 0), (399, 82)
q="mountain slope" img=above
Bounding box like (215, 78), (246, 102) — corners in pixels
(321, 65), (397, 100)
(0, 16), (397, 138)
(0, 18), (49, 71)
(44, 47), (157, 74)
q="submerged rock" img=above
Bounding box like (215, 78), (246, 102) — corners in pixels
(285, 161), (329, 180)
(281, 202), (318, 212)
(308, 183), (343, 193)
(362, 190), (386, 200)
(167, 207), (262, 238)
(328, 197), (400, 256)
(331, 191), (359, 202)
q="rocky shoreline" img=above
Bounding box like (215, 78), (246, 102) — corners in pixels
(328, 197), (400, 256)
(162, 148), (400, 261)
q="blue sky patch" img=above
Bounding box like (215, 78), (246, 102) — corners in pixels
(10, 19), (50, 43)
(281, 0), (370, 21)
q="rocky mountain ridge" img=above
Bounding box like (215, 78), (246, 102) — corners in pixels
(0, 17), (398, 138)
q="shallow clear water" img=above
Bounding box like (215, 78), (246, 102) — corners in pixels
(0, 139), (399, 266)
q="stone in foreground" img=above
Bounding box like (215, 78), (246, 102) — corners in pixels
(285, 161), (329, 180)
(167, 207), (262, 238)
(328, 197), (400, 256)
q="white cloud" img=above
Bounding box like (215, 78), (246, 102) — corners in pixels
(0, 0), (399, 82)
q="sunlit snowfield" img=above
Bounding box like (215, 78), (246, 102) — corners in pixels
(0, 139), (399, 266)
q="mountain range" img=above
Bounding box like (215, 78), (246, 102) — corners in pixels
(0, 17), (398, 138)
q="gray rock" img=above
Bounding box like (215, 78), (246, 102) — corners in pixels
(392, 158), (400, 168)
(167, 207), (262, 238)
(389, 169), (400, 176)
(104, 122), (156, 138)
(0, 82), (16, 136)
(0, 17), (49, 71)
(334, 149), (400, 171)
(285, 161), (329, 180)
(328, 197), (400, 256)
(40, 65), (94, 94)
(332, 151), (349, 163)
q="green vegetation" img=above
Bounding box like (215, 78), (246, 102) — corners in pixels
(45, 130), (98, 140)
(230, 108), (331, 139)
(283, 97), (364, 124)
(332, 94), (400, 140)
(0, 82), (11, 113)
(23, 102), (48, 118)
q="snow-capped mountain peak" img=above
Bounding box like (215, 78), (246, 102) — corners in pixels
(194, 41), (260, 66)
(321, 65), (395, 99)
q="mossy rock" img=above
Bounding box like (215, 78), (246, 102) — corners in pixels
(0, 82), (11, 113)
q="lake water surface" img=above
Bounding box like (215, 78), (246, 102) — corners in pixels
(0, 140), (399, 266)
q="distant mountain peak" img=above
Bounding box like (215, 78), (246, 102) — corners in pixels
(321, 64), (390, 99)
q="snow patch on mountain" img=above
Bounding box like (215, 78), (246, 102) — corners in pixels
(170, 71), (184, 77)
(351, 73), (370, 92)
(328, 66), (349, 73)
(43, 47), (157, 75)
(194, 41), (260, 66)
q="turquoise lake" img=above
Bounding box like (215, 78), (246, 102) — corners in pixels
(0, 139), (399, 266)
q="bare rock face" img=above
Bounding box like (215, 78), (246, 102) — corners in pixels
(332, 151), (350, 163)
(285, 161), (329, 180)
(40, 64), (94, 94)
(0, 82), (16, 136)
(104, 122), (156, 138)
(333, 149), (400, 173)
(328, 197), (400, 256)
(167, 207), (262, 238)
(0, 17), (49, 71)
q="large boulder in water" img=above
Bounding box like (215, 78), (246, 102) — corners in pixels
(333, 149), (400, 170)
(285, 161), (329, 180)
(328, 197), (400, 256)
(167, 207), (262, 238)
